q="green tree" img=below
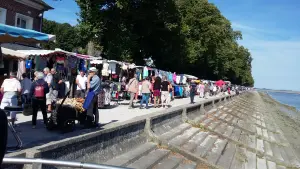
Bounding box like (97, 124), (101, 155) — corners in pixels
(75, 0), (254, 86)
(42, 19), (87, 52)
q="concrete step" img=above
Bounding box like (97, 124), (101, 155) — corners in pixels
(256, 157), (267, 169)
(219, 113), (228, 120)
(181, 132), (209, 152)
(271, 144), (284, 162)
(214, 123), (227, 134)
(223, 125), (234, 137)
(104, 142), (157, 166)
(159, 123), (192, 141)
(207, 120), (221, 130)
(245, 150), (256, 169)
(263, 141), (273, 157)
(193, 115), (206, 123)
(256, 138), (264, 153)
(231, 128), (242, 141)
(283, 145), (300, 167)
(230, 147), (247, 169)
(267, 161), (276, 169)
(248, 134), (256, 149)
(175, 163), (197, 169)
(256, 126), (263, 137)
(169, 127), (200, 146)
(231, 117), (239, 125)
(155, 155), (183, 169)
(127, 149), (170, 169)
(194, 135), (218, 158)
(276, 165), (286, 169)
(268, 131), (277, 143)
(217, 142), (236, 169)
(205, 138), (228, 164)
(224, 114), (234, 123)
(262, 128), (269, 140)
(279, 145), (290, 164)
(201, 118), (213, 127)
(214, 110), (223, 117)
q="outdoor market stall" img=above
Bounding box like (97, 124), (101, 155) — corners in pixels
(0, 23), (56, 150)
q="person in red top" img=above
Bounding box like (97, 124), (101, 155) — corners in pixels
(153, 76), (161, 108)
(30, 72), (49, 129)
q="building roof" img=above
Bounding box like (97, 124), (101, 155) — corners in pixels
(32, 0), (54, 10)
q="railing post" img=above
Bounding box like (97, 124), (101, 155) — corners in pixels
(182, 108), (188, 122)
(199, 103), (206, 115)
(212, 100), (216, 108)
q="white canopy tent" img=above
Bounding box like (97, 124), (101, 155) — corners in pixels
(184, 74), (198, 80)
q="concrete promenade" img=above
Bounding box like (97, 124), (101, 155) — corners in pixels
(5, 91), (299, 169)
(7, 94), (225, 149)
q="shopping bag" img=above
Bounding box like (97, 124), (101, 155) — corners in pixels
(83, 91), (95, 110)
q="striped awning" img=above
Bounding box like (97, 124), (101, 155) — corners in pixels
(0, 24), (55, 43)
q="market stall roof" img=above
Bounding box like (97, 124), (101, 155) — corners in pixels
(55, 48), (102, 60)
(185, 74), (198, 79)
(0, 24), (56, 43)
(90, 60), (103, 64)
(1, 47), (27, 59)
(0, 43), (61, 59)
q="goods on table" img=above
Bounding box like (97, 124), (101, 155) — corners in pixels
(56, 98), (85, 113)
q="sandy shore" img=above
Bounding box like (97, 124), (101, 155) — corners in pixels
(259, 92), (300, 158)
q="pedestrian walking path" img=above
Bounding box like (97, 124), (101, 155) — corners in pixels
(7, 94), (224, 149)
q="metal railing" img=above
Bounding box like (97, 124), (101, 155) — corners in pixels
(3, 157), (130, 169)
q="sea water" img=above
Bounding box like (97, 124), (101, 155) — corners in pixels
(268, 92), (300, 110)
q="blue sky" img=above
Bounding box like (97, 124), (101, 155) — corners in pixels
(43, 0), (300, 90)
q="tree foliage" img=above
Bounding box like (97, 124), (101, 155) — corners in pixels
(74, 0), (254, 86)
(42, 19), (88, 52)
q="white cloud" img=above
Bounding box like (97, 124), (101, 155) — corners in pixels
(231, 22), (263, 32)
(232, 22), (300, 90)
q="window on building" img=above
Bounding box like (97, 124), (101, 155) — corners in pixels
(17, 18), (27, 29)
(15, 13), (33, 29)
(0, 8), (7, 24)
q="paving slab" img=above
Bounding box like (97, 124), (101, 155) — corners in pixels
(127, 149), (170, 169)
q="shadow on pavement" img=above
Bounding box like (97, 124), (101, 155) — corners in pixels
(7, 119), (118, 151)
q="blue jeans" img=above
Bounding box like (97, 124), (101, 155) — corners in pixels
(140, 93), (150, 108)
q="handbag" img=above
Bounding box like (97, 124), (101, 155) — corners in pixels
(83, 90), (95, 110)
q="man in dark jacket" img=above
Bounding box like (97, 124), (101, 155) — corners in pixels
(30, 72), (49, 129)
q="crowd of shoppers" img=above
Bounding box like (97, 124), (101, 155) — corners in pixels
(0, 66), (97, 129)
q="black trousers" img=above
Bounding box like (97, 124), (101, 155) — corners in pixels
(190, 93), (195, 103)
(32, 98), (48, 126)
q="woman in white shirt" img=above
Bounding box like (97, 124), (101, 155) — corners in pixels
(75, 70), (87, 98)
(0, 72), (22, 126)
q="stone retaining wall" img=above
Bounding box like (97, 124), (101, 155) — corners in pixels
(4, 94), (236, 169)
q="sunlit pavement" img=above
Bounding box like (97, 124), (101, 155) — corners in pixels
(7, 94), (225, 149)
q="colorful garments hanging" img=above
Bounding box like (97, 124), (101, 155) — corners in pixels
(143, 66), (148, 78)
(56, 56), (65, 64)
(17, 60), (26, 79)
(25, 60), (32, 69)
(67, 56), (77, 69)
(173, 73), (177, 82)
